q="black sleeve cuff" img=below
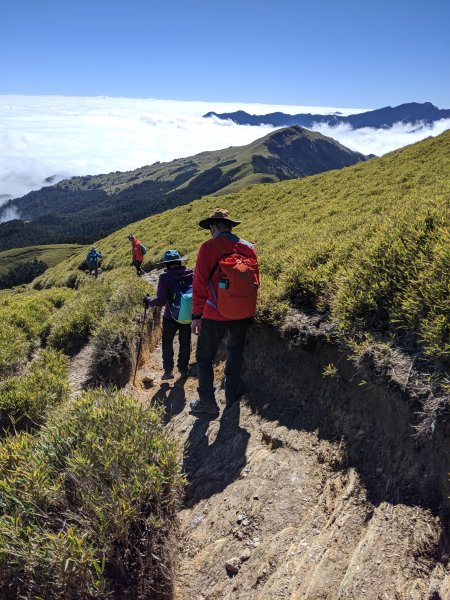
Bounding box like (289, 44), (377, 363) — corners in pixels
(192, 314), (203, 320)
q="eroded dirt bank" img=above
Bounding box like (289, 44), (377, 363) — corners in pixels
(132, 314), (449, 599)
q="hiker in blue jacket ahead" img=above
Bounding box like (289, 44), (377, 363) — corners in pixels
(144, 250), (193, 380)
(86, 246), (103, 278)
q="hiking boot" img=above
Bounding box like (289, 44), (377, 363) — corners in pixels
(178, 367), (189, 379)
(162, 370), (174, 380)
(189, 399), (219, 417)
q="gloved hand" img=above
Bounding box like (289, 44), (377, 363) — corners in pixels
(143, 294), (152, 308)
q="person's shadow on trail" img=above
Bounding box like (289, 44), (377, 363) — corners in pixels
(150, 380), (186, 424)
(182, 403), (250, 507)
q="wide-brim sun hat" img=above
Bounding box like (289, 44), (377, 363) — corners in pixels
(198, 208), (241, 230)
(156, 249), (188, 266)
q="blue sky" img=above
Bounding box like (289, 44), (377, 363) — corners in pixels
(2, 0), (449, 107)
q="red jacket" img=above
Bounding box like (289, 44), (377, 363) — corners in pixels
(131, 238), (144, 262)
(193, 232), (258, 321)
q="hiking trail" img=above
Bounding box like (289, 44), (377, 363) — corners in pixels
(128, 314), (450, 600)
(69, 343), (95, 397)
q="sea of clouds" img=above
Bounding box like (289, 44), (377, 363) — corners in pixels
(1, 95), (449, 216)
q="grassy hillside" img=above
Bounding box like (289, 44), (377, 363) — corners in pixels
(0, 273), (181, 597)
(0, 127), (367, 251)
(0, 389), (182, 598)
(1, 130), (448, 597)
(0, 244), (85, 276)
(37, 130), (450, 366)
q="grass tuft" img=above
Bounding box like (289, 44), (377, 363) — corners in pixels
(0, 349), (69, 433)
(0, 388), (182, 599)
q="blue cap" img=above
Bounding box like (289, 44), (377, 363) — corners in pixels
(158, 249), (188, 265)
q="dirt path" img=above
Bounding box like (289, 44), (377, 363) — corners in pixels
(68, 343), (95, 397)
(130, 325), (449, 600)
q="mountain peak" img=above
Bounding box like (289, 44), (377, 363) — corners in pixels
(0, 127), (368, 251)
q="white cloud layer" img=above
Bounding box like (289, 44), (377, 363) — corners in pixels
(310, 119), (450, 156)
(0, 95), (448, 214)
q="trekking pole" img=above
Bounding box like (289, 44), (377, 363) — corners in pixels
(133, 300), (149, 385)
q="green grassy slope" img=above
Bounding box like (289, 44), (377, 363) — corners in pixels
(37, 131), (450, 365)
(0, 127), (367, 251)
(0, 276), (180, 596)
(28, 126), (368, 198)
(0, 244), (85, 277)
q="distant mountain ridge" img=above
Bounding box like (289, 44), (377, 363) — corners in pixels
(204, 102), (450, 129)
(0, 126), (368, 251)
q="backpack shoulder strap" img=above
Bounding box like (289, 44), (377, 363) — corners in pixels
(163, 271), (179, 292)
(208, 253), (233, 281)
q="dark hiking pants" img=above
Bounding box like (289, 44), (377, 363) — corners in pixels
(132, 259), (143, 276)
(196, 318), (248, 405)
(162, 317), (191, 373)
(87, 261), (98, 278)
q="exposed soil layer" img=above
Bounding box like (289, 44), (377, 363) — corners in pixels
(130, 313), (449, 600)
(245, 319), (450, 514)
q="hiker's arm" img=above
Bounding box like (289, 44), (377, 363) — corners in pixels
(147, 275), (170, 308)
(192, 244), (210, 319)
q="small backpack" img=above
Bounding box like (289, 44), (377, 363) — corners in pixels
(209, 252), (259, 319)
(140, 243), (147, 255)
(86, 249), (99, 266)
(167, 274), (193, 324)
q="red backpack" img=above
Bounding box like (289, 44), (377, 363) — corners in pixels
(209, 252), (260, 319)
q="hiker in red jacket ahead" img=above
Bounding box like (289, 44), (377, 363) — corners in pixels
(127, 233), (145, 276)
(190, 208), (259, 417)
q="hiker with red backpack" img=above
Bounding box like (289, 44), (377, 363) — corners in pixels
(190, 208), (259, 417)
(144, 250), (193, 380)
(127, 234), (146, 276)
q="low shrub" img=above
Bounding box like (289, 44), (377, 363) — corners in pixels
(0, 323), (29, 377)
(0, 288), (72, 378)
(0, 388), (182, 599)
(0, 288), (72, 340)
(48, 281), (111, 355)
(0, 288), (73, 375)
(0, 349), (69, 432)
(90, 270), (152, 383)
(332, 201), (450, 365)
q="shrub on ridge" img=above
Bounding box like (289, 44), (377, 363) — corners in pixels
(0, 388), (182, 599)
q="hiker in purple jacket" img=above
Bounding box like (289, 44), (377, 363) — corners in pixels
(144, 250), (193, 380)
